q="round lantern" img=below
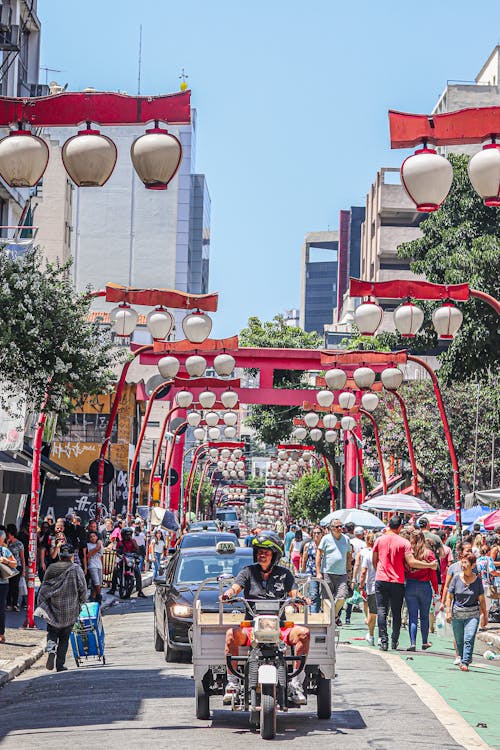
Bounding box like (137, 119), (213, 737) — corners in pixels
(209, 448), (219, 459)
(233, 449), (243, 459)
(213, 353), (235, 377)
(354, 300), (383, 335)
(224, 426), (236, 439)
(432, 303), (463, 339)
(204, 411), (219, 427)
(181, 311), (212, 343)
(158, 355), (180, 379)
(223, 411), (238, 426)
(109, 304), (138, 337)
(381, 367), (403, 390)
(198, 390), (216, 409)
(325, 430), (337, 443)
(222, 469), (229, 478)
(468, 143), (500, 207)
(341, 416), (356, 431)
(293, 427), (307, 441)
(130, 127), (182, 189)
(353, 367), (376, 389)
(230, 469), (237, 479)
(302, 452), (312, 461)
(338, 391), (356, 410)
(304, 411), (320, 428)
(193, 427), (205, 441)
(220, 390), (238, 409)
(235, 461), (245, 470)
(361, 392), (379, 412)
(175, 390), (194, 408)
(146, 307), (174, 340)
(220, 449), (231, 459)
(187, 411), (202, 427)
(238, 470), (245, 479)
(401, 147), (453, 211)
(324, 368), (347, 390)
(208, 427), (221, 440)
(323, 414), (337, 429)
(317, 390), (334, 408)
(185, 355), (207, 378)
(62, 128), (117, 186)
(226, 461), (235, 470)
(394, 301), (424, 338)
(310, 428), (322, 442)
(278, 450), (288, 460)
(0, 130), (49, 187)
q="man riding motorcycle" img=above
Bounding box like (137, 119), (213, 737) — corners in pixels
(109, 527), (146, 598)
(219, 531), (310, 705)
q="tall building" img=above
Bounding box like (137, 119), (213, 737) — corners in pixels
(299, 231), (338, 334)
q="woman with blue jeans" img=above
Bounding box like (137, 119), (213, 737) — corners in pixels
(0, 529), (17, 643)
(446, 551), (487, 672)
(405, 531), (439, 651)
(300, 527), (323, 612)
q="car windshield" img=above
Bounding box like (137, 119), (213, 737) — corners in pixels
(216, 511), (238, 522)
(189, 523), (217, 531)
(175, 553), (251, 584)
(180, 534), (237, 549)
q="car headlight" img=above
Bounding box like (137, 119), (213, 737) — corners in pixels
(170, 604), (193, 618)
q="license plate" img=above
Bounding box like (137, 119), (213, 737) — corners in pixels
(209, 664), (226, 674)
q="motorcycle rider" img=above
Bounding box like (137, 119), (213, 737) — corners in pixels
(219, 531), (310, 705)
(109, 527), (146, 598)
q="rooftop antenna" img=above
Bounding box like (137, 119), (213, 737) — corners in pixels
(40, 66), (62, 86)
(137, 24), (142, 95)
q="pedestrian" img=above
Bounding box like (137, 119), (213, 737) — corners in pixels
(446, 551), (488, 672)
(345, 527), (366, 625)
(289, 529), (304, 572)
(101, 517), (114, 548)
(86, 531), (103, 603)
(284, 524), (297, 561)
(133, 522), (146, 571)
(405, 530), (439, 651)
(476, 544), (500, 615)
(5, 524), (25, 612)
(372, 515), (438, 651)
(300, 526), (323, 612)
(359, 532), (377, 645)
(0, 529), (17, 643)
(316, 520), (352, 623)
(151, 529), (166, 579)
(437, 529), (454, 588)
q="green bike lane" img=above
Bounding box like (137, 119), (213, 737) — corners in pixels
(342, 611), (500, 749)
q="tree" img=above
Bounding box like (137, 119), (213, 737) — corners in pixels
(186, 471), (214, 517)
(395, 153), (500, 383)
(0, 248), (119, 416)
(288, 468), (331, 522)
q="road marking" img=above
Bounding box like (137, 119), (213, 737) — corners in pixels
(348, 645), (493, 750)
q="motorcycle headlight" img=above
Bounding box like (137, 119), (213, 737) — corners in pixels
(253, 615), (280, 643)
(170, 604), (193, 618)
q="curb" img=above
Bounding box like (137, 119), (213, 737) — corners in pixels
(0, 635), (47, 689)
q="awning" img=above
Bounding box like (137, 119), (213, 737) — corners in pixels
(0, 459), (31, 494)
(366, 474), (404, 499)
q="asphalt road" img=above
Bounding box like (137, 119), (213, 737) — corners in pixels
(0, 588), (464, 749)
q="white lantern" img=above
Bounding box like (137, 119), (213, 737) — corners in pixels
(110, 304), (138, 337)
(381, 367), (403, 390)
(213, 353), (235, 376)
(146, 307), (174, 340)
(181, 311), (212, 343)
(233, 449), (243, 459)
(304, 411), (320, 428)
(393, 301), (425, 338)
(298, 458), (304, 466)
(209, 448), (219, 459)
(227, 461), (235, 470)
(185, 355), (207, 378)
(220, 390), (238, 409)
(361, 392), (379, 412)
(432, 303), (463, 339)
(271, 461), (279, 471)
(302, 452), (312, 461)
(158, 355), (180, 379)
(238, 470), (245, 479)
(325, 430), (337, 443)
(338, 391), (356, 410)
(224, 426), (236, 439)
(222, 470), (229, 478)
(193, 427), (205, 441)
(341, 416), (356, 431)
(293, 427), (307, 441)
(220, 449), (231, 459)
(323, 414), (337, 429)
(401, 147), (453, 211)
(324, 368), (347, 390)
(354, 300), (383, 335)
(130, 127), (182, 189)
(278, 450), (288, 460)
(0, 130), (49, 187)
(353, 367), (376, 389)
(310, 428), (322, 442)
(468, 143), (500, 207)
(198, 390), (216, 409)
(62, 128), (117, 186)
(317, 390), (334, 408)
(175, 390), (194, 408)
(230, 469), (237, 478)
(204, 411), (219, 427)
(187, 411), (202, 427)
(208, 426), (221, 440)
(217, 461), (224, 470)
(223, 411), (238, 426)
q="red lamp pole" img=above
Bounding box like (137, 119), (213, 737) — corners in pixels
(147, 405), (182, 509)
(389, 390), (420, 496)
(360, 408), (388, 494)
(351, 429), (366, 506)
(160, 419), (188, 508)
(184, 443), (208, 513)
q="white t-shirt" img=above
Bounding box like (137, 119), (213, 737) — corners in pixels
(87, 541), (103, 570)
(350, 537), (366, 556)
(154, 539), (166, 555)
(360, 547), (376, 595)
(133, 532), (146, 547)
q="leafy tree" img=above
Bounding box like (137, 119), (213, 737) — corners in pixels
(186, 471), (213, 517)
(395, 153), (500, 383)
(288, 468), (331, 521)
(0, 248), (119, 416)
(340, 327), (391, 352)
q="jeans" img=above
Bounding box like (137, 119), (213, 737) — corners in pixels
(375, 580), (405, 646)
(308, 579), (321, 613)
(0, 584), (7, 635)
(46, 624), (73, 670)
(405, 578), (432, 646)
(154, 553), (163, 579)
(452, 616), (479, 666)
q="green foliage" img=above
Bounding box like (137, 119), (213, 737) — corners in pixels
(395, 153), (500, 383)
(340, 326), (391, 352)
(0, 248), (119, 415)
(186, 471), (213, 516)
(288, 468), (331, 521)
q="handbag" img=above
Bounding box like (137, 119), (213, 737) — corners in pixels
(0, 560), (17, 579)
(19, 575), (28, 596)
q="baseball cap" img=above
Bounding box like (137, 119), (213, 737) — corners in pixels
(354, 526), (364, 535)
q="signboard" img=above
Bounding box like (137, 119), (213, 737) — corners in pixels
(348, 476), (363, 495)
(0, 392), (26, 450)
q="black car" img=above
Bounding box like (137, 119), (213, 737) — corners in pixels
(178, 531), (239, 549)
(154, 543), (252, 661)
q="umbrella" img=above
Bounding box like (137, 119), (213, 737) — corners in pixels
(483, 509), (500, 531)
(320, 508), (385, 529)
(427, 509), (456, 528)
(442, 505), (490, 526)
(360, 494), (435, 514)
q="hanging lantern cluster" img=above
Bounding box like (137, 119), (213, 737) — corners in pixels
(353, 296), (463, 340)
(214, 448), (246, 480)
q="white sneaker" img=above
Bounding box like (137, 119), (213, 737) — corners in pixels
(223, 679), (239, 705)
(365, 633), (375, 646)
(288, 682), (307, 705)
(453, 656), (461, 666)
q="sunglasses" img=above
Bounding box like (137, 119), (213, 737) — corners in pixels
(331, 525), (342, 530)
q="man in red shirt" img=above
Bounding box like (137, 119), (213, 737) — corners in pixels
(373, 516), (437, 651)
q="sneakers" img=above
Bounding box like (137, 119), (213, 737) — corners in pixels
(453, 656), (461, 665)
(365, 633), (374, 646)
(288, 680), (307, 705)
(56, 666), (68, 672)
(345, 618), (351, 625)
(335, 616), (342, 627)
(391, 641), (399, 651)
(379, 642), (388, 652)
(46, 652), (55, 670)
(223, 678), (239, 705)
(407, 645), (416, 652)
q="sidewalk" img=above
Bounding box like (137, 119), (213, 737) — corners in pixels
(340, 610), (500, 750)
(0, 571), (153, 689)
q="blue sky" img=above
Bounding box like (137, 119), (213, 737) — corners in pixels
(39, 1), (498, 337)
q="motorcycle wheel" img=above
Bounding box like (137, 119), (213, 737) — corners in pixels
(260, 684), (276, 740)
(316, 676), (331, 719)
(195, 679), (210, 720)
(124, 576), (134, 599)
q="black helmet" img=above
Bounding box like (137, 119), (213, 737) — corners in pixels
(121, 527), (133, 538)
(252, 531), (284, 567)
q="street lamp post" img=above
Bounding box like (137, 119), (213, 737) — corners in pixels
(360, 408), (388, 495)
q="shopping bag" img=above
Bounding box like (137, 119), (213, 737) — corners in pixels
(18, 576), (27, 596)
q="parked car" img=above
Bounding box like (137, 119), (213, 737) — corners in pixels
(178, 531), (239, 549)
(214, 508), (241, 538)
(187, 521), (219, 532)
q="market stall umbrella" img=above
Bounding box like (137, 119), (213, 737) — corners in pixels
(442, 506), (490, 527)
(480, 509), (500, 531)
(360, 494), (436, 514)
(320, 508), (385, 529)
(427, 509), (457, 528)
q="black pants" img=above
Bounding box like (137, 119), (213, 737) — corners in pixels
(0, 584), (8, 635)
(46, 624), (73, 670)
(7, 572), (20, 608)
(375, 580), (405, 646)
